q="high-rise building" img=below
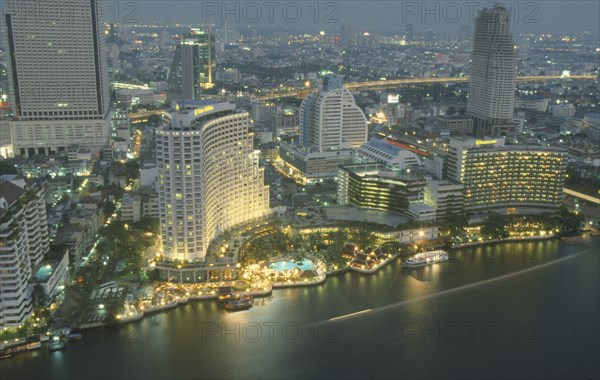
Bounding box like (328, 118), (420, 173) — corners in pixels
(156, 101), (269, 265)
(0, 179), (49, 326)
(2, 0), (111, 157)
(166, 29), (216, 102)
(299, 75), (368, 151)
(446, 137), (568, 213)
(467, 4), (517, 137)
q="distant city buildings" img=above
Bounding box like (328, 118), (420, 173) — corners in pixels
(166, 29), (216, 102)
(433, 117), (474, 136)
(446, 137), (568, 214)
(2, 0), (111, 157)
(156, 101), (269, 267)
(467, 4), (517, 137)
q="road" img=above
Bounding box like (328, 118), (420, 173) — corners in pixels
(257, 74), (595, 100)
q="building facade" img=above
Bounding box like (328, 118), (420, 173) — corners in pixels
(0, 180), (49, 326)
(299, 75), (367, 151)
(156, 101), (269, 262)
(424, 179), (465, 221)
(446, 137), (568, 213)
(3, 0), (111, 156)
(337, 163), (426, 215)
(434, 117), (474, 135)
(466, 4), (517, 137)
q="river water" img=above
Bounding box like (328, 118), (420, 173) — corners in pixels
(2, 239), (599, 379)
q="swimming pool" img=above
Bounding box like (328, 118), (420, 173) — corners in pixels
(268, 258), (313, 271)
(35, 264), (53, 281)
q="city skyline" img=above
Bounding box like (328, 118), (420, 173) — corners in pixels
(0, 0), (598, 378)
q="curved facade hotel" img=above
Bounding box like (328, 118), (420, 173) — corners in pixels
(156, 102), (269, 262)
(447, 137), (568, 213)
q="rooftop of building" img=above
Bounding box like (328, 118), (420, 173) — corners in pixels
(361, 138), (423, 158)
(165, 101), (239, 131)
(472, 145), (568, 154)
(340, 162), (424, 181)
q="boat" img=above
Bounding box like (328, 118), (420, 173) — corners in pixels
(66, 328), (83, 341)
(48, 336), (67, 351)
(224, 295), (253, 311)
(403, 250), (449, 267)
(0, 348), (13, 360)
(217, 294), (232, 302)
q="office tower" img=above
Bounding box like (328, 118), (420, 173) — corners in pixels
(446, 137), (568, 213)
(156, 101), (269, 265)
(299, 75), (368, 151)
(467, 4), (517, 137)
(2, 0), (111, 157)
(166, 29), (216, 102)
(337, 163), (426, 214)
(0, 180), (49, 326)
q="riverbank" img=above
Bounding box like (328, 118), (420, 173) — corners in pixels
(450, 233), (558, 248)
(4, 233), (583, 353)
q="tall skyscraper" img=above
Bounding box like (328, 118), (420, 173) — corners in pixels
(166, 29), (216, 102)
(467, 4), (517, 137)
(2, 0), (111, 157)
(156, 101), (269, 266)
(299, 75), (368, 151)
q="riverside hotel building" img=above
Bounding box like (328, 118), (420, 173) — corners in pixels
(446, 137), (568, 214)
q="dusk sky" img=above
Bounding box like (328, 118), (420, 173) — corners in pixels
(103, 0), (600, 34)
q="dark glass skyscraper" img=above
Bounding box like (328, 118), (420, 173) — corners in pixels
(167, 29), (216, 101)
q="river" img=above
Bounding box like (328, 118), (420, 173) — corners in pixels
(2, 238), (599, 379)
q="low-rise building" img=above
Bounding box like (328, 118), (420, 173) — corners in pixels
(433, 117), (474, 135)
(356, 138), (422, 169)
(122, 193), (142, 222)
(280, 142), (355, 183)
(424, 179), (465, 221)
(29, 251), (69, 306)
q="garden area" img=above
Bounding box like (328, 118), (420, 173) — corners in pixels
(446, 208), (584, 246)
(240, 227), (394, 270)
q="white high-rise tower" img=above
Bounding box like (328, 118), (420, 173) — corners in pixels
(2, 0), (111, 157)
(156, 101), (269, 264)
(299, 75), (367, 151)
(467, 3), (517, 137)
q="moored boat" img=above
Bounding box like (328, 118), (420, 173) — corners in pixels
(48, 336), (67, 351)
(224, 295), (253, 311)
(403, 250), (449, 267)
